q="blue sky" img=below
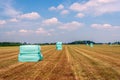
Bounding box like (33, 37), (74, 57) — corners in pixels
(0, 0), (120, 43)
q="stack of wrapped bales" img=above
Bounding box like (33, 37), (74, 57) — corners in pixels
(18, 45), (43, 62)
(56, 42), (62, 50)
(90, 43), (93, 47)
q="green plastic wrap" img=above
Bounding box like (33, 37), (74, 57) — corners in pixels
(86, 43), (89, 46)
(90, 43), (93, 47)
(56, 42), (62, 50)
(18, 45), (43, 62)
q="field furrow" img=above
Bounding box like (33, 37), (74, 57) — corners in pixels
(0, 45), (120, 80)
(69, 45), (120, 80)
(0, 47), (56, 80)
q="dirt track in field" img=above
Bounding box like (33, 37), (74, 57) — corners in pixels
(0, 45), (120, 80)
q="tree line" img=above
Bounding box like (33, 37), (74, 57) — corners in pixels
(68, 40), (95, 44)
(0, 42), (22, 46)
(0, 41), (120, 46)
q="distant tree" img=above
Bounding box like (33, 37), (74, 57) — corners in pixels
(113, 41), (120, 45)
(68, 40), (95, 44)
(0, 42), (22, 46)
(23, 42), (27, 45)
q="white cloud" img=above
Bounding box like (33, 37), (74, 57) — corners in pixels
(42, 17), (60, 26)
(18, 29), (34, 36)
(49, 29), (55, 32)
(19, 29), (28, 33)
(59, 21), (83, 31)
(35, 28), (51, 36)
(0, 20), (6, 25)
(70, 2), (87, 12)
(0, 0), (21, 17)
(75, 13), (85, 18)
(9, 18), (18, 22)
(69, 0), (120, 15)
(36, 28), (46, 34)
(49, 6), (56, 11)
(49, 4), (64, 11)
(57, 4), (64, 10)
(18, 12), (40, 20)
(97, 0), (115, 3)
(6, 31), (16, 35)
(4, 5), (21, 17)
(17, 28), (51, 36)
(60, 10), (69, 15)
(42, 18), (84, 31)
(91, 23), (120, 30)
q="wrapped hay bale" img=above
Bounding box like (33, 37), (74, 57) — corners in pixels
(18, 45), (43, 62)
(90, 43), (93, 47)
(56, 42), (62, 50)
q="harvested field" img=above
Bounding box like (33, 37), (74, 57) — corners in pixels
(0, 45), (120, 80)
